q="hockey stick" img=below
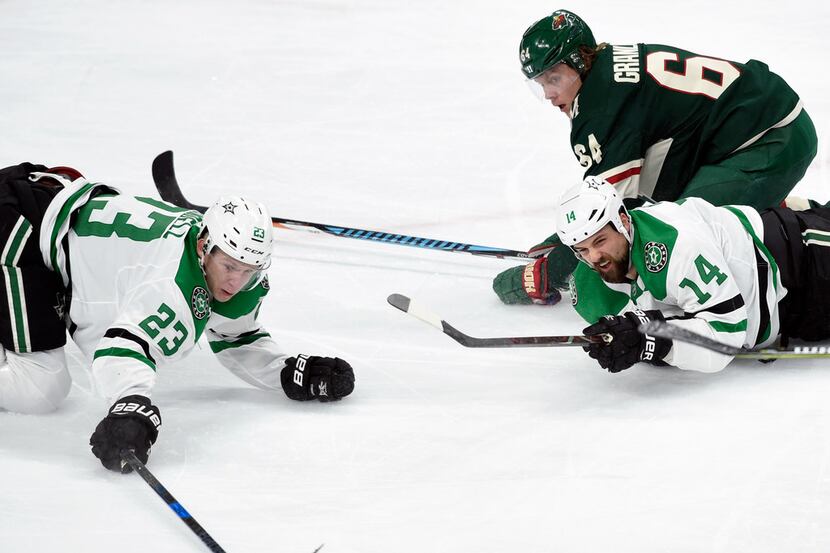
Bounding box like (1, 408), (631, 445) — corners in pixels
(639, 320), (830, 360)
(121, 450), (227, 553)
(152, 150), (544, 260)
(387, 293), (606, 347)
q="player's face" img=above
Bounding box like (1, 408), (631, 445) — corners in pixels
(201, 246), (260, 302)
(572, 224), (631, 283)
(531, 63), (582, 116)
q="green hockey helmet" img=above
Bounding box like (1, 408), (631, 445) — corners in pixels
(519, 10), (596, 79)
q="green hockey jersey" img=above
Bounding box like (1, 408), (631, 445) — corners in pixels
(38, 180), (288, 402)
(570, 44), (803, 201)
(569, 198), (786, 373)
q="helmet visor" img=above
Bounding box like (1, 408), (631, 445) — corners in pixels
(204, 246), (269, 297)
(525, 63), (580, 103)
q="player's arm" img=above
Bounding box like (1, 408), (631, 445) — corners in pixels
(582, 236), (745, 374)
(89, 284), (194, 473)
(207, 295), (354, 403)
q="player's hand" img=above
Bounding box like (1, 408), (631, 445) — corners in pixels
(90, 395), (161, 473)
(281, 355), (355, 402)
(492, 257), (562, 305)
(582, 309), (671, 372)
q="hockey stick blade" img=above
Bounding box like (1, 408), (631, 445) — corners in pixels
(152, 151), (206, 213)
(151, 150), (541, 260)
(639, 320), (830, 360)
(387, 293), (601, 348)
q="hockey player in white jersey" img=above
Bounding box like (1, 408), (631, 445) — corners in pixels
(555, 177), (830, 373)
(0, 162), (355, 472)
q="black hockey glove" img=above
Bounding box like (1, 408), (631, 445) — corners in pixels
(90, 395), (161, 473)
(582, 309), (672, 373)
(281, 355), (355, 402)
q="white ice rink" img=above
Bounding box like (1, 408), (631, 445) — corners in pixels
(2, 0), (830, 551)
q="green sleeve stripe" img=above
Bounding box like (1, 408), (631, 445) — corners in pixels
(3, 266), (30, 353)
(802, 230), (830, 246)
(93, 347), (157, 371)
(209, 332), (270, 353)
(1, 216), (32, 265)
(708, 319), (748, 333)
(724, 207), (779, 289)
(49, 182), (99, 284)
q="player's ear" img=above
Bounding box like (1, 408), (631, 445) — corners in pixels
(620, 211), (631, 233)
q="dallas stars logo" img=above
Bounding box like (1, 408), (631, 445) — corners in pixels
(222, 201), (237, 214)
(644, 241), (668, 273)
(191, 286), (211, 320)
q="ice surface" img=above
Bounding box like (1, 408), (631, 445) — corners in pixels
(2, 0), (830, 551)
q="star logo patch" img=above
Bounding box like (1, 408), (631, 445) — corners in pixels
(644, 241), (668, 273)
(222, 201), (237, 214)
(191, 286), (211, 320)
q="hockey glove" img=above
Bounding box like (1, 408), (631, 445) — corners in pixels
(90, 395), (161, 473)
(582, 309), (672, 373)
(281, 355), (355, 402)
(492, 236), (579, 305)
(493, 257), (562, 305)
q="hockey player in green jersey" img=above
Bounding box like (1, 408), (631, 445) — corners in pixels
(0, 163), (355, 472)
(556, 177), (830, 373)
(494, 9), (818, 307)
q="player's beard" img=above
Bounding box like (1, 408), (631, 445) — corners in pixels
(595, 248), (631, 283)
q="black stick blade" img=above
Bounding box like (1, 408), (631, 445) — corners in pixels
(152, 150), (206, 213)
(387, 293), (597, 348)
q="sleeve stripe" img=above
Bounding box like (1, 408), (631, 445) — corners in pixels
(708, 319), (748, 333)
(209, 332), (270, 354)
(687, 293), (745, 316)
(604, 165), (642, 184)
(104, 327), (156, 364)
(93, 347), (156, 371)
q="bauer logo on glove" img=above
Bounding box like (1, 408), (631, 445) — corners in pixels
(281, 355), (355, 402)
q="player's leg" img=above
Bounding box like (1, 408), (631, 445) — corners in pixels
(0, 347), (70, 414)
(0, 176), (70, 413)
(680, 110), (817, 210)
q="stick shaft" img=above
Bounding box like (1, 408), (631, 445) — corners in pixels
(121, 451), (227, 553)
(152, 150), (540, 260)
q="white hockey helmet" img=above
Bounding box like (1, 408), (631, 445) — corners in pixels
(556, 176), (632, 247)
(201, 196), (273, 289)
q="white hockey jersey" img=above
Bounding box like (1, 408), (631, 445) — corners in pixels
(39, 180), (290, 402)
(570, 198), (786, 373)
